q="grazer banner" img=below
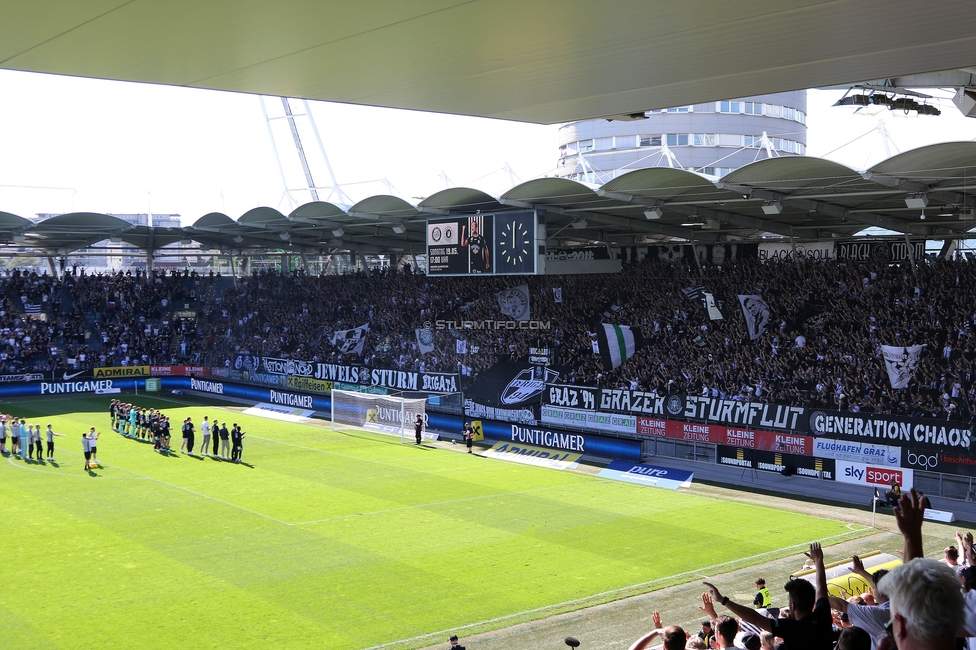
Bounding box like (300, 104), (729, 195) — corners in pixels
(543, 384), (599, 411)
(717, 445), (835, 479)
(639, 417), (813, 455)
(599, 389), (682, 417)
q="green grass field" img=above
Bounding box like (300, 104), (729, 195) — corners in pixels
(0, 394), (864, 649)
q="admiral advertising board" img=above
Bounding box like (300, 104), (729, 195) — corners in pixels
(93, 365), (149, 379)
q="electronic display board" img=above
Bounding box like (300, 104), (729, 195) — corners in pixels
(426, 211), (538, 276)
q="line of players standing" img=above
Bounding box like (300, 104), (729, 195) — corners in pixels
(110, 400), (245, 462)
(0, 414), (66, 462)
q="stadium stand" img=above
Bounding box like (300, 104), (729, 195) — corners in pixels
(3, 255), (975, 421)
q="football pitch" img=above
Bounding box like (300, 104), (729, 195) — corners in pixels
(1, 394), (865, 650)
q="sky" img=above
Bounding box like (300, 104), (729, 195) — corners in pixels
(0, 69), (974, 226)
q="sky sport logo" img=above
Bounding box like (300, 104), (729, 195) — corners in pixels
(429, 319), (551, 330)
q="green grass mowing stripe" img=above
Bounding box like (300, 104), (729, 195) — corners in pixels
(362, 524), (872, 650)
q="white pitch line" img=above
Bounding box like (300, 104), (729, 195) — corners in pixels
(361, 526), (873, 650)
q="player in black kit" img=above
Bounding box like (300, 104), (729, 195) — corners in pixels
(462, 218), (490, 273)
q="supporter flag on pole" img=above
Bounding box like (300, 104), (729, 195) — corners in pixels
(553, 287), (563, 303)
(23, 303), (42, 314)
(456, 339), (468, 354)
(597, 324), (643, 369)
(587, 331), (599, 354)
(881, 344), (926, 388)
(497, 285), (531, 321)
(330, 323), (370, 354)
(703, 293), (724, 320)
(683, 286), (723, 320)
(681, 285), (706, 302)
(415, 328), (435, 354)
(737, 294), (770, 340)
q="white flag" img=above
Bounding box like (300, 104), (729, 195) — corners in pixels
(881, 344), (926, 389)
(330, 323), (370, 355)
(415, 328), (435, 354)
(456, 339), (468, 354)
(738, 295), (770, 340)
(553, 287), (563, 303)
(587, 331), (599, 354)
(497, 285), (530, 321)
(703, 292), (724, 320)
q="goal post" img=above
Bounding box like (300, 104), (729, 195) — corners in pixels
(330, 389), (428, 443)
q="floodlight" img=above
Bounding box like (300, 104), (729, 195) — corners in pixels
(644, 207), (663, 220)
(332, 227), (345, 238)
(761, 201), (783, 215)
(392, 224), (406, 234)
(905, 193), (929, 209)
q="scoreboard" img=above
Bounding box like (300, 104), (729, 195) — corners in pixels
(426, 210), (542, 276)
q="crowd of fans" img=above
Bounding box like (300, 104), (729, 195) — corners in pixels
(626, 489), (971, 650)
(3, 252), (976, 420)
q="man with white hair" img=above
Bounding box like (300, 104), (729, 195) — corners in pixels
(877, 558), (963, 650)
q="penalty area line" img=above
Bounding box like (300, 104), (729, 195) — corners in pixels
(361, 526), (871, 650)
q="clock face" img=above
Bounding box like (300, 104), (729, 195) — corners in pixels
(499, 219), (532, 271)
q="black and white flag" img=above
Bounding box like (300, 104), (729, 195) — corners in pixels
(330, 323), (370, 355)
(497, 285), (530, 321)
(737, 294), (770, 340)
(553, 287), (563, 303)
(456, 339), (468, 355)
(681, 286), (706, 302)
(415, 328), (435, 354)
(881, 344), (925, 388)
(703, 293), (724, 320)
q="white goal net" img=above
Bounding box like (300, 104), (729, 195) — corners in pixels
(330, 389), (428, 443)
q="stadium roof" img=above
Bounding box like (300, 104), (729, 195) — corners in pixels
(2, 143), (974, 257)
(1, 1), (974, 124)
